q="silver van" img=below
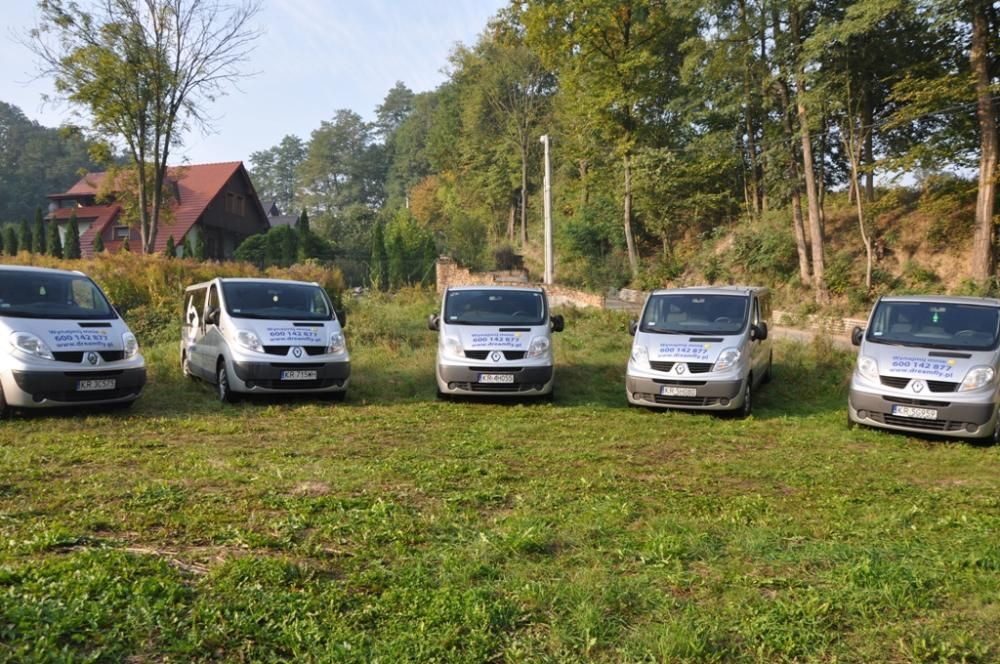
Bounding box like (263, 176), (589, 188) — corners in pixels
(848, 295), (1000, 442)
(0, 265), (146, 418)
(181, 278), (350, 402)
(428, 286), (564, 399)
(626, 286), (772, 416)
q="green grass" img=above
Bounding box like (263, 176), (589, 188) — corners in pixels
(2, 289), (1000, 662)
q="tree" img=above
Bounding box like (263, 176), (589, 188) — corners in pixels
(64, 213), (82, 259)
(249, 134), (306, 213)
(296, 209), (310, 233)
(121, 236), (130, 253)
(92, 232), (105, 253)
(164, 235), (176, 258)
(181, 235), (193, 258)
(233, 234), (266, 266)
(192, 233), (206, 261)
(369, 221), (388, 291)
(48, 219), (63, 258)
(32, 208), (46, 254)
(2, 225), (18, 255)
(31, 0), (262, 254)
(18, 219), (32, 254)
(968, 0), (998, 282)
(300, 110), (382, 214)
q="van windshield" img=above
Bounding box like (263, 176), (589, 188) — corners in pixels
(445, 289), (546, 325)
(221, 282), (333, 321)
(866, 300), (1000, 351)
(0, 269), (116, 320)
(640, 294), (749, 335)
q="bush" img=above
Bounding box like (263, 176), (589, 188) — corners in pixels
(728, 214), (798, 282)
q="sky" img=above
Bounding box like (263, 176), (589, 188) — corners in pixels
(1, 0), (505, 164)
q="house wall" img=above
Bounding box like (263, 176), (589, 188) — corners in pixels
(201, 172), (270, 259)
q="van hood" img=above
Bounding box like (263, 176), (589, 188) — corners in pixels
(638, 333), (729, 364)
(231, 319), (340, 346)
(451, 326), (546, 351)
(1, 317), (123, 351)
(868, 343), (995, 382)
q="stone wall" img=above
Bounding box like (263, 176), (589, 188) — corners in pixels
(435, 257), (605, 309)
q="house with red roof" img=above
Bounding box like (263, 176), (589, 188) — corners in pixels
(46, 161), (270, 259)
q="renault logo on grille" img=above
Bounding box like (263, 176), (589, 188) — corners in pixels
(86, 352), (99, 365)
(676, 363), (687, 375)
(491, 351), (502, 362)
(292, 347), (303, 358)
(912, 380), (925, 393)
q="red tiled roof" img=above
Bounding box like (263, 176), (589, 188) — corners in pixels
(48, 204), (122, 258)
(56, 161), (264, 254)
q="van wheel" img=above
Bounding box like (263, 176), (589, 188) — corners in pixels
(543, 389), (555, 402)
(328, 390), (346, 402)
(981, 412), (1000, 445)
(847, 412), (858, 430)
(737, 380), (752, 419)
(217, 361), (236, 404)
(762, 352), (773, 384)
(0, 385), (9, 421)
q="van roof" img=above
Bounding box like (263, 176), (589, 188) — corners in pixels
(879, 294), (1000, 307)
(445, 285), (545, 293)
(649, 285), (768, 296)
(184, 277), (321, 292)
(0, 264), (87, 277)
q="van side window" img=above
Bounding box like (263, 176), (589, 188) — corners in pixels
(206, 285), (220, 319)
(186, 288), (206, 328)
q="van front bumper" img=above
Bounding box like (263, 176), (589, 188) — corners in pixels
(231, 360), (350, 393)
(3, 366), (146, 408)
(437, 363), (554, 396)
(848, 384), (997, 438)
(626, 373), (745, 410)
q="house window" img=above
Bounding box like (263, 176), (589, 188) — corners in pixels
(113, 226), (130, 241)
(237, 195), (245, 216)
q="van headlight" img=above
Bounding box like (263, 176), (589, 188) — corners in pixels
(713, 348), (741, 372)
(122, 332), (139, 358)
(327, 332), (346, 354)
(959, 366), (994, 392)
(235, 329), (264, 353)
(527, 336), (551, 359)
(857, 356), (878, 382)
(630, 344), (648, 368)
(9, 331), (54, 360)
(442, 337), (464, 358)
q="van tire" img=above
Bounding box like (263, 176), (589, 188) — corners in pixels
(762, 352), (773, 384)
(436, 388), (449, 402)
(847, 413), (858, 430)
(737, 379), (752, 419)
(328, 390), (346, 402)
(981, 412), (1000, 445)
(181, 352), (195, 380)
(543, 389), (555, 402)
(217, 361), (236, 404)
(0, 385), (9, 421)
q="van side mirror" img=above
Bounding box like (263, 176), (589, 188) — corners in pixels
(550, 314), (565, 332)
(628, 320), (638, 336)
(852, 326), (864, 346)
(427, 313), (440, 331)
(751, 322), (768, 341)
(206, 308), (219, 326)
(335, 308), (347, 328)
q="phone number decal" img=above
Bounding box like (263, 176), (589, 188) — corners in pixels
(657, 343), (711, 360)
(890, 355), (956, 379)
(48, 329), (115, 349)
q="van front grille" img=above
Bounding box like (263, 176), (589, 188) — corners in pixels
(649, 361), (713, 373)
(464, 350), (527, 360)
(262, 345), (327, 356)
(880, 375), (910, 389)
(52, 351), (125, 363)
(882, 396), (950, 408)
(870, 412), (966, 432)
(927, 380), (959, 393)
(652, 395), (721, 407)
(452, 382), (538, 393)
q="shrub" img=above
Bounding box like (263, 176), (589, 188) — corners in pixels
(728, 214), (798, 282)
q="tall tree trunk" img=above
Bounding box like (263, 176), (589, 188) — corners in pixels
(971, 0), (998, 282)
(778, 79), (811, 284)
(863, 86), (875, 201)
(738, 0), (761, 216)
(508, 199), (516, 243)
(520, 143), (529, 245)
(791, 7), (827, 302)
(623, 152), (639, 279)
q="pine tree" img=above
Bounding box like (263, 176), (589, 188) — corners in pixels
(32, 208), (46, 254)
(64, 214), (81, 259)
(420, 235), (438, 286)
(17, 219), (31, 254)
(193, 234), (206, 261)
(47, 220), (63, 258)
(369, 221), (388, 291)
(121, 236), (131, 253)
(182, 235), (194, 258)
(296, 209), (310, 233)
(3, 226), (18, 255)
(164, 235), (176, 258)
(387, 231), (406, 289)
(92, 233), (105, 253)
(281, 226), (298, 266)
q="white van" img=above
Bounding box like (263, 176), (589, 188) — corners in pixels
(626, 286), (772, 416)
(181, 278), (350, 402)
(849, 295), (1000, 442)
(0, 265), (146, 419)
(428, 286), (564, 399)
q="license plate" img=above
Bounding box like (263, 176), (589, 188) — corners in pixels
(891, 404), (938, 420)
(478, 373), (515, 384)
(661, 386), (697, 397)
(280, 370), (318, 381)
(77, 379), (116, 392)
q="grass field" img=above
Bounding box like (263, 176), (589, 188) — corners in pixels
(2, 290), (999, 662)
